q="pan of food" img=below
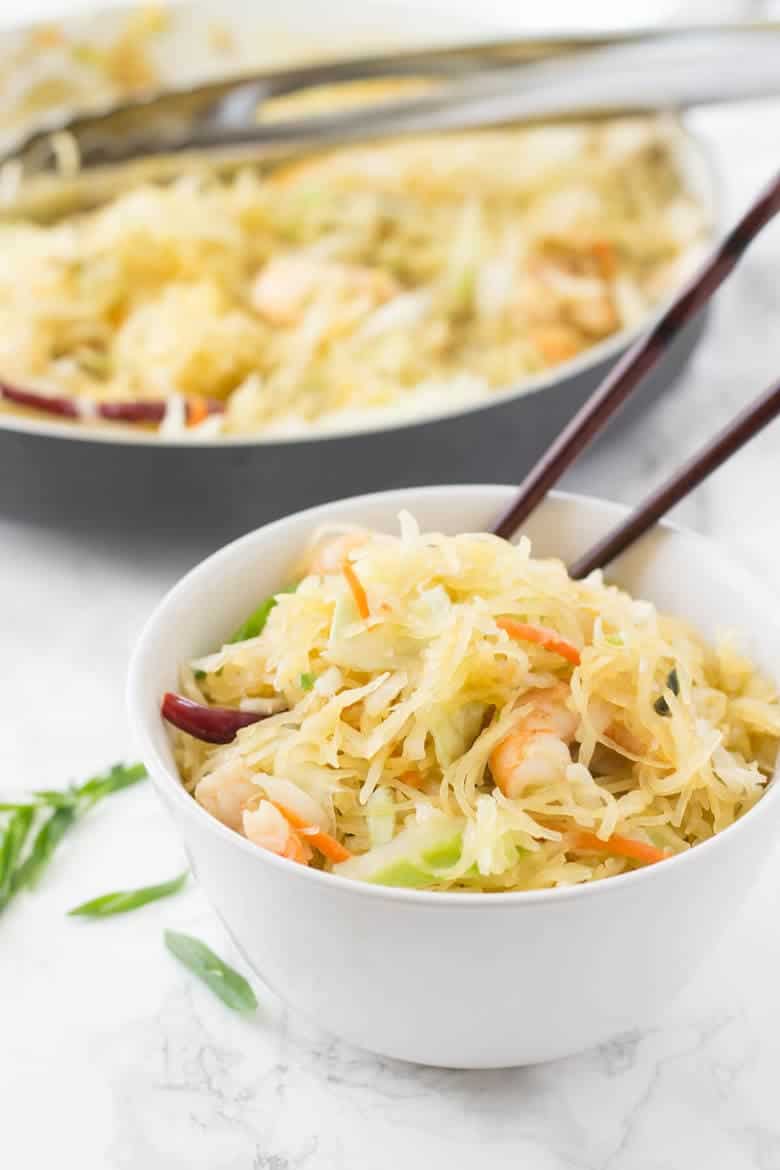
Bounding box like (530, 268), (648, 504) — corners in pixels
(0, 4), (719, 539)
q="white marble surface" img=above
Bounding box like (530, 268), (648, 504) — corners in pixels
(3, 94), (780, 1169)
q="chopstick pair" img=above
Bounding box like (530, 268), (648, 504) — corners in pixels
(492, 169), (780, 578)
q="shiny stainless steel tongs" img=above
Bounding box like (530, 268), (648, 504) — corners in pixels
(6, 22), (780, 179)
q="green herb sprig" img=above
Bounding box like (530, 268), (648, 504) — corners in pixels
(69, 870), (188, 918)
(0, 807), (35, 910)
(13, 804), (78, 892)
(164, 929), (258, 1013)
(0, 762), (147, 914)
(227, 583), (297, 644)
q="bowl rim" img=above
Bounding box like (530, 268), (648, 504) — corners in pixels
(127, 483), (780, 909)
(0, 120), (719, 450)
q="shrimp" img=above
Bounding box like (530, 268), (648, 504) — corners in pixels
(251, 255), (322, 325)
(307, 529), (370, 575)
(490, 684), (578, 798)
(251, 255), (397, 327)
(528, 323), (582, 365)
(524, 247), (619, 350)
(567, 293), (619, 338)
(243, 800), (313, 864)
(195, 760), (258, 832)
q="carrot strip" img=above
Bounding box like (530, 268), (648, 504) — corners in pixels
(342, 560), (370, 620)
(570, 829), (670, 866)
(270, 801), (352, 863)
(591, 239), (617, 280)
(282, 832), (314, 866)
(399, 769), (424, 789)
(186, 395), (210, 427)
(496, 617), (581, 666)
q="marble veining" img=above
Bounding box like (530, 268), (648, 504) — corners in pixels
(2, 101), (780, 1169)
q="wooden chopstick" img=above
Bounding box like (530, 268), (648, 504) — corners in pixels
(567, 376), (780, 579)
(492, 169), (780, 541)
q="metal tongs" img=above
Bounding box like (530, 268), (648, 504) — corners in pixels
(4, 23), (780, 218)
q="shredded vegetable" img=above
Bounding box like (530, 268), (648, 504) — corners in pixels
(342, 560), (370, 620)
(0, 118), (708, 436)
(166, 516), (778, 892)
(569, 830), (669, 865)
(270, 801), (353, 864)
(496, 617), (581, 665)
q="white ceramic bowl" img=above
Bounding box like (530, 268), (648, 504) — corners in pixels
(128, 486), (780, 1068)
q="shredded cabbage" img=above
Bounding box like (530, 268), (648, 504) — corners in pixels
(171, 517), (780, 891)
(0, 118), (708, 436)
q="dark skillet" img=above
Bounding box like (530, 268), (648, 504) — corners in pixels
(0, 311), (706, 545)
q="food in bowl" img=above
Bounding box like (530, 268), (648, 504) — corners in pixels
(132, 486), (780, 1065)
(162, 516), (780, 891)
(0, 117), (708, 436)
